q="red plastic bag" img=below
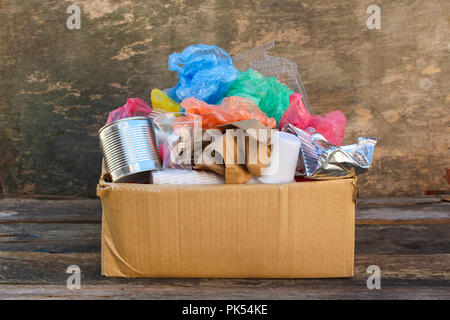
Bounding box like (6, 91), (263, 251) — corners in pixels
(279, 93), (311, 130)
(106, 98), (152, 125)
(280, 93), (347, 145)
(181, 96), (277, 129)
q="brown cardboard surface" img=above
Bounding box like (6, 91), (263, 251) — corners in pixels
(98, 177), (356, 278)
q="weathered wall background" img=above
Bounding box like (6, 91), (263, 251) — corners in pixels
(0, 0), (448, 198)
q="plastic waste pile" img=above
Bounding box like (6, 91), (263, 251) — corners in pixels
(99, 42), (376, 185)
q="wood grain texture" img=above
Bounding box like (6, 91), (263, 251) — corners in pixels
(0, 0), (448, 197)
(0, 198), (101, 223)
(0, 198), (449, 299)
(2, 197), (449, 224)
(357, 196), (444, 207)
(0, 252), (448, 299)
(2, 223), (449, 255)
(1, 284), (449, 300)
(357, 203), (450, 224)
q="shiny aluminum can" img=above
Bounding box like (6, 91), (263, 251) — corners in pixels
(98, 117), (161, 183)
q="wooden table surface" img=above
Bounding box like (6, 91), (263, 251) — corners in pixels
(0, 196), (449, 300)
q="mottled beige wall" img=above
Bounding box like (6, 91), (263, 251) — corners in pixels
(0, 0), (448, 197)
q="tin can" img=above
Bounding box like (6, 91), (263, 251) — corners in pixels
(98, 117), (161, 183)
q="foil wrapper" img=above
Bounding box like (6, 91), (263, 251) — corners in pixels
(282, 124), (377, 179)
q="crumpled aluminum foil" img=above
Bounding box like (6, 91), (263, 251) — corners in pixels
(282, 124), (377, 179)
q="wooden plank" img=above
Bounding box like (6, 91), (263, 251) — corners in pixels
(0, 284), (449, 300)
(0, 223), (100, 253)
(1, 224), (449, 255)
(357, 203), (450, 224)
(355, 224), (450, 254)
(0, 252), (448, 285)
(0, 223), (100, 241)
(1, 198), (449, 224)
(0, 194), (94, 201)
(0, 239), (100, 254)
(0, 252), (448, 299)
(357, 197), (443, 208)
(0, 199), (101, 223)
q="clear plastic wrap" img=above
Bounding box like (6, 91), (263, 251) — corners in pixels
(233, 40), (312, 114)
(152, 112), (202, 169)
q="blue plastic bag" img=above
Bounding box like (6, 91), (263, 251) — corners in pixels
(167, 44), (239, 105)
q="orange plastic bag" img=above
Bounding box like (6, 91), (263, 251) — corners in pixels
(180, 96), (277, 129)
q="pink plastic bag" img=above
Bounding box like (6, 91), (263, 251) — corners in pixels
(279, 93), (311, 130)
(279, 93), (347, 145)
(309, 111), (347, 146)
(106, 98), (152, 124)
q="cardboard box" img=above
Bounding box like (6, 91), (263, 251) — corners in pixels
(97, 173), (356, 278)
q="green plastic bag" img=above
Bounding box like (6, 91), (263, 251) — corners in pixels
(225, 69), (293, 125)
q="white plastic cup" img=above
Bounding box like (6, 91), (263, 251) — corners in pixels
(258, 131), (301, 184)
